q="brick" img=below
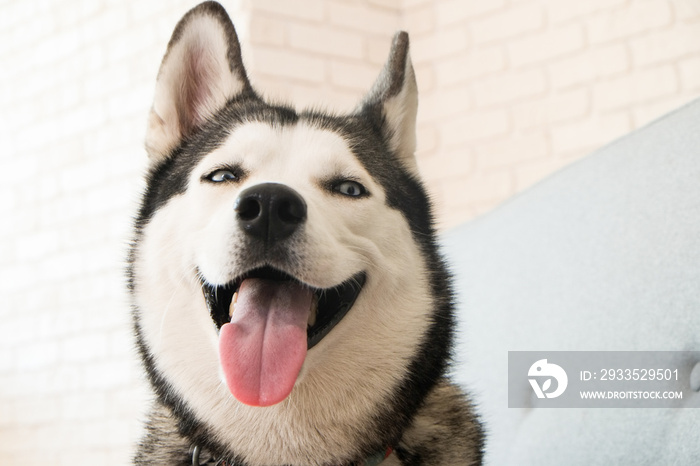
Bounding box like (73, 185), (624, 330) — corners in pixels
(80, 7), (130, 44)
(251, 0), (326, 22)
(247, 75), (293, 103)
(513, 88), (590, 130)
(84, 65), (131, 100)
(436, 0), (507, 26)
(330, 60), (379, 91)
(549, 44), (630, 89)
(32, 27), (81, 66)
(16, 340), (58, 370)
(61, 334), (109, 363)
(632, 95), (696, 128)
(106, 86), (152, 121)
(58, 448), (108, 466)
(441, 171), (512, 205)
(108, 447), (140, 466)
(435, 47), (505, 87)
(58, 276), (109, 307)
(629, 25), (700, 67)
(411, 27), (469, 63)
(105, 23), (158, 64)
(404, 0), (433, 8)
(593, 66), (678, 111)
(680, 57), (700, 91)
(414, 63), (435, 92)
(328, 2), (400, 35)
(676, 1), (700, 21)
(81, 421), (111, 447)
(58, 160), (107, 194)
(13, 397), (58, 425)
(367, 0), (402, 9)
(515, 157), (568, 192)
(471, 3), (544, 44)
(367, 36), (392, 65)
(545, 0), (626, 23)
(0, 14), (55, 57)
(441, 109), (510, 147)
(83, 123), (137, 159)
(475, 133), (550, 169)
(15, 230), (60, 261)
(417, 86), (471, 123)
(129, 1), (171, 22)
(251, 47), (326, 83)
(83, 359), (136, 390)
(415, 124), (439, 155)
(61, 392), (107, 420)
(108, 329), (136, 358)
(292, 82), (362, 112)
(435, 202), (477, 230)
(288, 24), (364, 59)
(1, 315), (40, 348)
(249, 16), (287, 46)
(0, 2), (36, 30)
(107, 385), (150, 420)
(474, 68), (547, 107)
(587, 1), (673, 44)
(508, 25), (585, 67)
(418, 148), (473, 182)
(551, 113), (631, 155)
(403, 4), (435, 35)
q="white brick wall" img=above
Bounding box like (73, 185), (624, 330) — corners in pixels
(1, 0), (699, 464)
(406, 0), (700, 227)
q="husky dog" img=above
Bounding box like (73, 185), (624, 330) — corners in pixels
(128, 2), (483, 464)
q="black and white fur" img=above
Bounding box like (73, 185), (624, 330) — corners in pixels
(128, 2), (483, 464)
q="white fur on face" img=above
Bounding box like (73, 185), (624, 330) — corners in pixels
(188, 122), (376, 288)
(133, 121), (433, 465)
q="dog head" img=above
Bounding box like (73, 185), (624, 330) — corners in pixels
(130, 2), (451, 461)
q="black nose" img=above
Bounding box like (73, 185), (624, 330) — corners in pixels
(234, 183), (307, 245)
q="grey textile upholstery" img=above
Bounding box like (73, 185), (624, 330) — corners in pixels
(444, 98), (700, 465)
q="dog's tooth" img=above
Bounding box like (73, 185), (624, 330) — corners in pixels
(229, 292), (238, 319)
(308, 296), (318, 327)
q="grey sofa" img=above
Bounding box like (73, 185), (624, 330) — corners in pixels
(445, 98), (700, 465)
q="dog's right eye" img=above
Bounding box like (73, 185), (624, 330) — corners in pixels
(204, 168), (240, 183)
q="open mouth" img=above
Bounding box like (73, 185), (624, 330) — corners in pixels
(202, 266), (367, 349)
(202, 266), (366, 406)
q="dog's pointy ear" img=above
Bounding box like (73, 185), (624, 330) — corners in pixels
(358, 31), (419, 176)
(146, 1), (254, 160)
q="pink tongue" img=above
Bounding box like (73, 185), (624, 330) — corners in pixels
(219, 278), (312, 407)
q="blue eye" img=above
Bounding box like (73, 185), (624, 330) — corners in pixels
(207, 169), (238, 183)
(334, 180), (367, 197)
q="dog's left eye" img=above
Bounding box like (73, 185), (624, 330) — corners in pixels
(333, 180), (367, 197)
